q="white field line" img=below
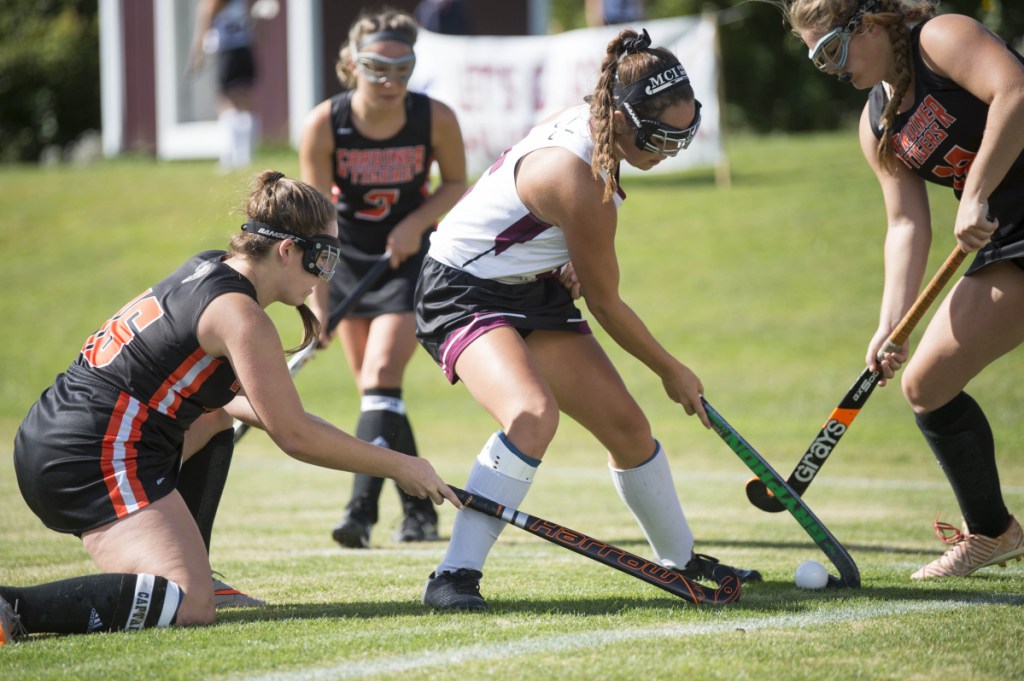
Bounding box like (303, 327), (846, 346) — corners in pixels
(538, 466), (1024, 496)
(229, 598), (1020, 681)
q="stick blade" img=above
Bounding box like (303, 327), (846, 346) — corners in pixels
(704, 564), (742, 605)
(744, 476), (785, 513)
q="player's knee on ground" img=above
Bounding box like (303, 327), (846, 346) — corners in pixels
(176, 574), (217, 626)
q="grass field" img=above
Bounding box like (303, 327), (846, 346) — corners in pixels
(1, 133), (1022, 680)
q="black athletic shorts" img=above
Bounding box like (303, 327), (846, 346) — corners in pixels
(415, 256), (591, 383)
(14, 369), (183, 536)
(328, 241), (427, 318)
(218, 46), (256, 91)
(966, 202), (1024, 275)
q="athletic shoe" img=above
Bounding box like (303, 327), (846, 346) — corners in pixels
(422, 569), (487, 611)
(0, 595), (27, 646)
(212, 572), (267, 609)
(677, 552), (763, 584)
(332, 513), (372, 549)
(393, 510), (441, 543)
(911, 514), (1024, 579)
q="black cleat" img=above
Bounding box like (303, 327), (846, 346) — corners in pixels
(394, 510), (441, 543)
(332, 513), (372, 549)
(678, 552), (763, 584)
(422, 569), (487, 611)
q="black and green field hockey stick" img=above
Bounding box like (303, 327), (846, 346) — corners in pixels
(449, 486), (742, 606)
(232, 251), (392, 443)
(745, 245), (967, 512)
(701, 398), (860, 587)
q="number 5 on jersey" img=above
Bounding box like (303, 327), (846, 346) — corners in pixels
(355, 188), (400, 221)
(82, 290), (164, 368)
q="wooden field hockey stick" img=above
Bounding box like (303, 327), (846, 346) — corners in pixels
(232, 252), (392, 443)
(745, 245), (968, 512)
(701, 398), (860, 587)
(449, 486), (742, 606)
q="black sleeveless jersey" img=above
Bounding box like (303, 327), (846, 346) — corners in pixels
(868, 21), (1024, 262)
(329, 90), (433, 253)
(72, 250), (256, 431)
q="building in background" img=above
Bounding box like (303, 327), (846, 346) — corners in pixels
(99, 1), (724, 181)
(99, 0), (544, 160)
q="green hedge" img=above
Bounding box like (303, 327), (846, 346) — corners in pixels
(0, 0), (99, 163)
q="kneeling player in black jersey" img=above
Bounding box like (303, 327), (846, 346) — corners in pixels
(1, 170), (460, 644)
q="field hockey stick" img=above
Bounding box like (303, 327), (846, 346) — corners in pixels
(232, 251), (392, 443)
(701, 397), (860, 588)
(448, 485), (741, 606)
(745, 245), (968, 513)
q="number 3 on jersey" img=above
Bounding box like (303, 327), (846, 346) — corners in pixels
(355, 188), (400, 221)
(82, 290), (164, 368)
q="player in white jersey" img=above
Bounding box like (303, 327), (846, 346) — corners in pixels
(428, 105), (619, 284)
(415, 28), (761, 610)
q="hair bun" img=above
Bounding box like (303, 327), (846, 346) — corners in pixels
(623, 29), (652, 54)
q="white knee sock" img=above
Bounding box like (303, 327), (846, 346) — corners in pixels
(218, 108), (236, 169)
(230, 110), (254, 168)
(437, 431), (539, 574)
(610, 441), (694, 569)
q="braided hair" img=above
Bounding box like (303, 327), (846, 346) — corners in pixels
(230, 170), (336, 351)
(588, 29), (695, 202)
(783, 0), (936, 173)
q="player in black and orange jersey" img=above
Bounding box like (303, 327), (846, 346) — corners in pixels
(783, 0), (1024, 578)
(299, 8), (466, 548)
(0, 171), (460, 645)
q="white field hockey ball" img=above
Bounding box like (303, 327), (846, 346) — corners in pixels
(794, 560), (829, 589)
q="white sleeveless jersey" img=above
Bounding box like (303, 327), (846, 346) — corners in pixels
(428, 105), (624, 282)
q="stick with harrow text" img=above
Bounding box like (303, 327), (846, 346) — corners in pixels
(745, 245), (967, 512)
(449, 486), (741, 606)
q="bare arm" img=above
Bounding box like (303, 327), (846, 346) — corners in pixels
(517, 147), (709, 426)
(386, 99), (468, 267)
(199, 292), (460, 506)
(920, 14), (1024, 250)
(298, 100), (340, 340)
(858, 103), (932, 380)
(187, 0), (227, 74)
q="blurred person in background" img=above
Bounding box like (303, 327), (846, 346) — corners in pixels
(299, 8), (467, 549)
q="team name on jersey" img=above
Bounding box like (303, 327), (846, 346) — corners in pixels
(890, 95), (957, 170)
(335, 146), (426, 185)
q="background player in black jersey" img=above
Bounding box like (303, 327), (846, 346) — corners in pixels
(299, 8), (467, 548)
(0, 171), (460, 645)
(782, 0), (1024, 578)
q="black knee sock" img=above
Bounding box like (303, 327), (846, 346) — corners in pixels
(345, 389), (404, 522)
(392, 410), (436, 519)
(347, 388), (435, 520)
(915, 391), (1009, 537)
(0, 573), (182, 634)
(176, 428), (234, 553)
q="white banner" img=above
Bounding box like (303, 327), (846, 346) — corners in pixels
(408, 15), (723, 178)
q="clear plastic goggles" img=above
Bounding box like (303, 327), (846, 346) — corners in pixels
(808, 27), (855, 72)
(625, 100), (702, 157)
(355, 52), (416, 84)
(808, 7), (868, 73)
